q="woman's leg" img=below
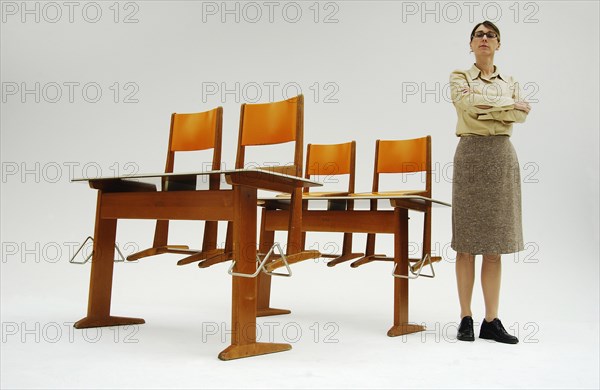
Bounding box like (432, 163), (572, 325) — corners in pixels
(455, 252), (475, 318)
(481, 254), (501, 322)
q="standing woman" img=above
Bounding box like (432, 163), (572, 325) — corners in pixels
(449, 21), (531, 344)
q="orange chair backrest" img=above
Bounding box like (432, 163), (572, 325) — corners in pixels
(306, 141), (355, 177)
(165, 107), (223, 174)
(170, 108), (221, 152)
(373, 136), (431, 194)
(240, 96), (300, 146)
(376, 137), (429, 174)
(236, 95), (304, 176)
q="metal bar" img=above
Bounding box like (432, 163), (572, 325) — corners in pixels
(69, 236), (125, 264)
(392, 254), (435, 279)
(227, 243), (292, 278)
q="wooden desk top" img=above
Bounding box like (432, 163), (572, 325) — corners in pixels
(259, 193), (451, 208)
(71, 168), (321, 186)
(72, 169), (322, 194)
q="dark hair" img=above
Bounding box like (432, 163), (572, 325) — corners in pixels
(470, 20), (500, 42)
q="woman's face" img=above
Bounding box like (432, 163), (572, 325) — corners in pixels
(470, 24), (500, 57)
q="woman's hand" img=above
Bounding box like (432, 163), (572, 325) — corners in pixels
(514, 101), (531, 113)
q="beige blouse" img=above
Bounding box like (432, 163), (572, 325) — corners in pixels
(450, 64), (528, 136)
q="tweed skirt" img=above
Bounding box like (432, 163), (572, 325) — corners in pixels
(451, 136), (524, 255)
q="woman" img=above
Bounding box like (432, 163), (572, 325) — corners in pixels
(449, 21), (531, 344)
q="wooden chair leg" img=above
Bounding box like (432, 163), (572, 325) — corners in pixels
(326, 233), (364, 267)
(260, 192), (320, 273)
(177, 221), (229, 266)
(194, 222), (234, 268)
(202, 221), (218, 252)
(152, 220), (169, 248)
(350, 233), (385, 268)
(301, 231), (307, 252)
(196, 251), (232, 268)
(128, 220), (188, 261)
(177, 248), (225, 266)
(126, 246), (167, 261)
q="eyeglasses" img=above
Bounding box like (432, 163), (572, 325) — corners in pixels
(472, 31), (498, 39)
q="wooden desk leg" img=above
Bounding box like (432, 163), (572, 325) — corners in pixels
(287, 187), (303, 255)
(219, 185), (291, 360)
(387, 207), (425, 337)
(256, 187), (304, 319)
(75, 192), (145, 329)
(257, 208), (291, 317)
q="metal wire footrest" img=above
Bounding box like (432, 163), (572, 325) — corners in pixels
(392, 254), (436, 279)
(69, 236), (125, 264)
(227, 242), (292, 278)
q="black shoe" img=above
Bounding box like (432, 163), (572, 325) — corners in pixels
(457, 316), (475, 341)
(479, 318), (519, 344)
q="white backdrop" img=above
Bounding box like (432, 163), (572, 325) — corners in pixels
(1, 1), (599, 388)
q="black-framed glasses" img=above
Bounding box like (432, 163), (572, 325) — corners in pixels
(472, 31), (498, 39)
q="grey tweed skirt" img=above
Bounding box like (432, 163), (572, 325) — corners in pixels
(451, 136), (524, 255)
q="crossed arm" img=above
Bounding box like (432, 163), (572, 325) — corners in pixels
(450, 71), (530, 124)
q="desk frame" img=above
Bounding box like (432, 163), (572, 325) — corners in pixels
(258, 195), (450, 336)
(72, 170), (319, 360)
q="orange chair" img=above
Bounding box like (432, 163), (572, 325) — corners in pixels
(196, 94), (321, 271)
(127, 107), (227, 265)
(301, 141), (364, 266)
(254, 141), (363, 316)
(350, 136), (441, 272)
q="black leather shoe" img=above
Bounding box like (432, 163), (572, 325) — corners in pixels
(457, 316), (475, 341)
(479, 318), (519, 344)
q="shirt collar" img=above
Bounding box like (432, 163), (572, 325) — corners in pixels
(467, 64), (506, 81)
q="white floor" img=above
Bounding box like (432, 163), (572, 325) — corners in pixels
(1, 257), (599, 389)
